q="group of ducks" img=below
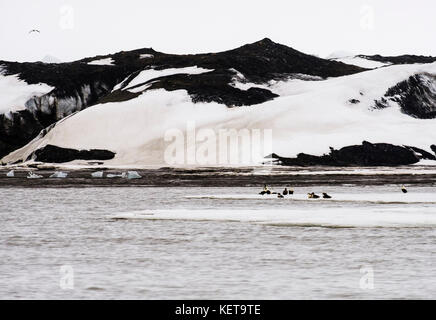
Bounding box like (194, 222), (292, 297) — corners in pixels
(259, 186), (293, 197)
(259, 184), (409, 199)
(259, 185), (332, 199)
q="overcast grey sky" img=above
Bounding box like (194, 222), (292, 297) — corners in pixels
(1, 0), (435, 62)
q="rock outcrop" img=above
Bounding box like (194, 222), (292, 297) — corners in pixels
(28, 145), (115, 163)
(271, 141), (435, 166)
(358, 54), (436, 65)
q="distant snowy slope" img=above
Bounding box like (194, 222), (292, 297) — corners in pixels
(330, 56), (391, 69)
(325, 50), (355, 60)
(326, 51), (391, 69)
(41, 55), (62, 64)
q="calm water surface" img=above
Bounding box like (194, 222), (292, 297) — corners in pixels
(0, 185), (435, 299)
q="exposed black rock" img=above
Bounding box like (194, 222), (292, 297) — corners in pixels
(198, 38), (365, 81)
(374, 73), (436, 118)
(30, 145), (115, 163)
(273, 141), (425, 166)
(348, 99), (360, 104)
(0, 110), (47, 160)
(144, 71), (279, 106)
(358, 54), (436, 65)
(404, 145), (436, 160)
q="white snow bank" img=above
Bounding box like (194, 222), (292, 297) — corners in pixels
(124, 66), (213, 90)
(112, 66), (213, 92)
(331, 56), (391, 69)
(87, 58), (114, 66)
(3, 62), (436, 167)
(0, 71), (54, 114)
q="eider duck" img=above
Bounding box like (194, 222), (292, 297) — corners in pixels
(260, 185), (271, 195)
(308, 192), (320, 199)
(322, 192), (332, 199)
(401, 185), (408, 193)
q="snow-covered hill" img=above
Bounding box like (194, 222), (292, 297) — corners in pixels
(41, 55), (62, 64)
(1, 39), (436, 167)
(0, 38), (364, 159)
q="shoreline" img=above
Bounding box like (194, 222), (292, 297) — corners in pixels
(1, 166), (436, 188)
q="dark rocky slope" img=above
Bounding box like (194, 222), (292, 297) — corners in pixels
(358, 54), (436, 65)
(374, 73), (436, 118)
(271, 141), (436, 166)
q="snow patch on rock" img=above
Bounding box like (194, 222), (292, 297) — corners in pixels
(87, 58), (114, 66)
(0, 72), (54, 114)
(124, 66), (213, 90)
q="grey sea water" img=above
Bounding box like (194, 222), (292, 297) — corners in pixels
(1, 179), (435, 299)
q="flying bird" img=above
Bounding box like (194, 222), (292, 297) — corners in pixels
(29, 29), (40, 34)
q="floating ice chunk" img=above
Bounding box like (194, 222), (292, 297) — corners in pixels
(27, 171), (43, 179)
(91, 171), (104, 178)
(107, 173), (125, 178)
(49, 171), (68, 178)
(6, 170), (14, 177)
(125, 66), (213, 90)
(126, 171), (142, 179)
